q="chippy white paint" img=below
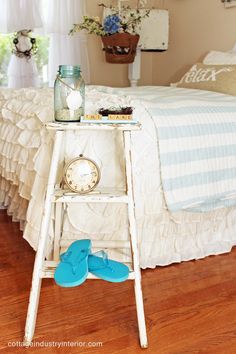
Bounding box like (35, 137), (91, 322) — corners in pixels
(24, 122), (148, 349)
(129, 9), (169, 86)
(24, 130), (63, 346)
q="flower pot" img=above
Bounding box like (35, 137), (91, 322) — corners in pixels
(101, 33), (140, 64)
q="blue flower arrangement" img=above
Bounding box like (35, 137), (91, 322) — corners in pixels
(103, 15), (121, 35)
(70, 2), (150, 63)
(70, 1), (149, 37)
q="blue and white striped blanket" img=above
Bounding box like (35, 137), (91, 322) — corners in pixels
(90, 85), (236, 212)
(147, 98), (236, 212)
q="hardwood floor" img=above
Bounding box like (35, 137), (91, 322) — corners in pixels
(0, 209), (236, 354)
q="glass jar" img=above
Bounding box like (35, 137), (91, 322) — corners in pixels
(54, 65), (85, 122)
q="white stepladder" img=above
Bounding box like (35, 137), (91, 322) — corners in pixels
(24, 122), (148, 349)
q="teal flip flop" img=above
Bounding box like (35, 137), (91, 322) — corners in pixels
(88, 251), (129, 282)
(54, 239), (91, 287)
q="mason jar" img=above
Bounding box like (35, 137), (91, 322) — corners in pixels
(54, 65), (85, 122)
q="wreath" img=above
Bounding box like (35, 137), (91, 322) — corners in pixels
(12, 30), (38, 60)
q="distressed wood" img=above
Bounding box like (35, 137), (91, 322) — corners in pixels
(41, 261), (135, 280)
(60, 239), (131, 249)
(124, 131), (148, 348)
(46, 122), (141, 131)
(54, 192), (129, 204)
(129, 47), (142, 87)
(139, 9), (169, 51)
(23, 123), (147, 348)
(24, 130), (64, 346)
(53, 203), (63, 261)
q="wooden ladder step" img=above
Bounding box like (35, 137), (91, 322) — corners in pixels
(53, 190), (129, 204)
(41, 261), (135, 280)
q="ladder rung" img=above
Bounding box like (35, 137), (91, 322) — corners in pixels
(53, 190), (129, 204)
(60, 239), (130, 249)
(45, 121), (141, 131)
(41, 261), (134, 280)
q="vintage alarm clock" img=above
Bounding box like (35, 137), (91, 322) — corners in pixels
(63, 154), (100, 194)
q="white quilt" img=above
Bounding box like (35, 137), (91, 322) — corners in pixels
(1, 85), (236, 268)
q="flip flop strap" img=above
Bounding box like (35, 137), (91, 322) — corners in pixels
(60, 249), (88, 275)
(89, 250), (114, 272)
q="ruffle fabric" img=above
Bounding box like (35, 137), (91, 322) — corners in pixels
(0, 86), (236, 268)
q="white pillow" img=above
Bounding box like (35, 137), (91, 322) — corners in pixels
(203, 50), (236, 65)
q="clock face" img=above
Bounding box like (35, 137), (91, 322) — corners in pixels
(64, 156), (100, 194)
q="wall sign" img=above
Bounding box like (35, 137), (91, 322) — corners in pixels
(222, 0), (236, 8)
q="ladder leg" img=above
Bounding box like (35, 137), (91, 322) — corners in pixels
(123, 131), (148, 349)
(53, 202), (63, 261)
(24, 130), (64, 346)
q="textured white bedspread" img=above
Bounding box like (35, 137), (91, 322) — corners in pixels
(1, 85), (236, 268)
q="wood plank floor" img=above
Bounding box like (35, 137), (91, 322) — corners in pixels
(0, 210), (236, 354)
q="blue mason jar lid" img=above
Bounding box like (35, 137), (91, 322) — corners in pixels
(59, 65), (81, 77)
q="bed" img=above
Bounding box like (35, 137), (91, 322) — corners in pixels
(1, 85), (236, 268)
